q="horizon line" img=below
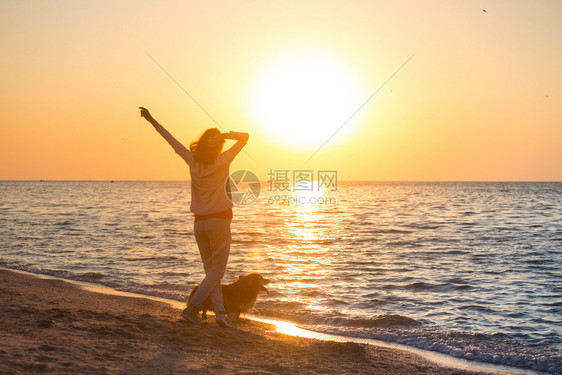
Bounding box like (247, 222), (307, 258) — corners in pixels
(1, 179), (561, 183)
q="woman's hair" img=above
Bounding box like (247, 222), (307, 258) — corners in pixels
(190, 128), (224, 164)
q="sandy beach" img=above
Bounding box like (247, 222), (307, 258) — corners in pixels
(0, 269), (491, 374)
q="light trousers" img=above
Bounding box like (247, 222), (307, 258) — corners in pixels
(188, 218), (231, 313)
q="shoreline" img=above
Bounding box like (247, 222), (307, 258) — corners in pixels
(0, 269), (496, 374)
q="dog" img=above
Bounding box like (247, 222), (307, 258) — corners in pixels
(187, 273), (270, 321)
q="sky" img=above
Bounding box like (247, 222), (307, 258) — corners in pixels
(1, 0), (561, 181)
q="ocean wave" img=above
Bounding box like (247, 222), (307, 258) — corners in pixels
(54, 220), (74, 226)
(126, 256), (180, 263)
(0, 262), (115, 286)
(386, 240), (423, 247)
(404, 223), (444, 230)
(371, 228), (413, 234)
(321, 326), (561, 373)
(336, 314), (423, 328)
(79, 272), (105, 281)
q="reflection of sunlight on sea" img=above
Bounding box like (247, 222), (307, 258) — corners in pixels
(284, 182), (334, 244)
(275, 183), (335, 314)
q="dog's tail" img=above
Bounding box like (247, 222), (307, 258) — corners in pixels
(186, 285), (198, 307)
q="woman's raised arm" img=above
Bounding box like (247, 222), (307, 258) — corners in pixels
(139, 107), (191, 163)
(208, 131), (249, 148)
(226, 131), (249, 143)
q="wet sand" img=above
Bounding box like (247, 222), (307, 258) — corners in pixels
(0, 269), (487, 374)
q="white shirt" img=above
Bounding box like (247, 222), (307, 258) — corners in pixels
(154, 124), (246, 215)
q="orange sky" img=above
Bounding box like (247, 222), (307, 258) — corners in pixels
(1, 0), (561, 181)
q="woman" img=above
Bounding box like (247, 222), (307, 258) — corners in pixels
(139, 107), (249, 328)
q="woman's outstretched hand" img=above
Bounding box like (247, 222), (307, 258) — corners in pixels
(139, 107), (153, 122)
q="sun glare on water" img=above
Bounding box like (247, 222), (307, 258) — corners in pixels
(247, 51), (366, 149)
(287, 183), (330, 239)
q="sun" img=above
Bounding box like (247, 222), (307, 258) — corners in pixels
(247, 51), (366, 150)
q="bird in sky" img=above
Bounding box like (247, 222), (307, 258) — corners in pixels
(481, 9), (487, 13)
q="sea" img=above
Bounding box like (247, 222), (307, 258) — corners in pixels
(0, 181), (560, 373)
